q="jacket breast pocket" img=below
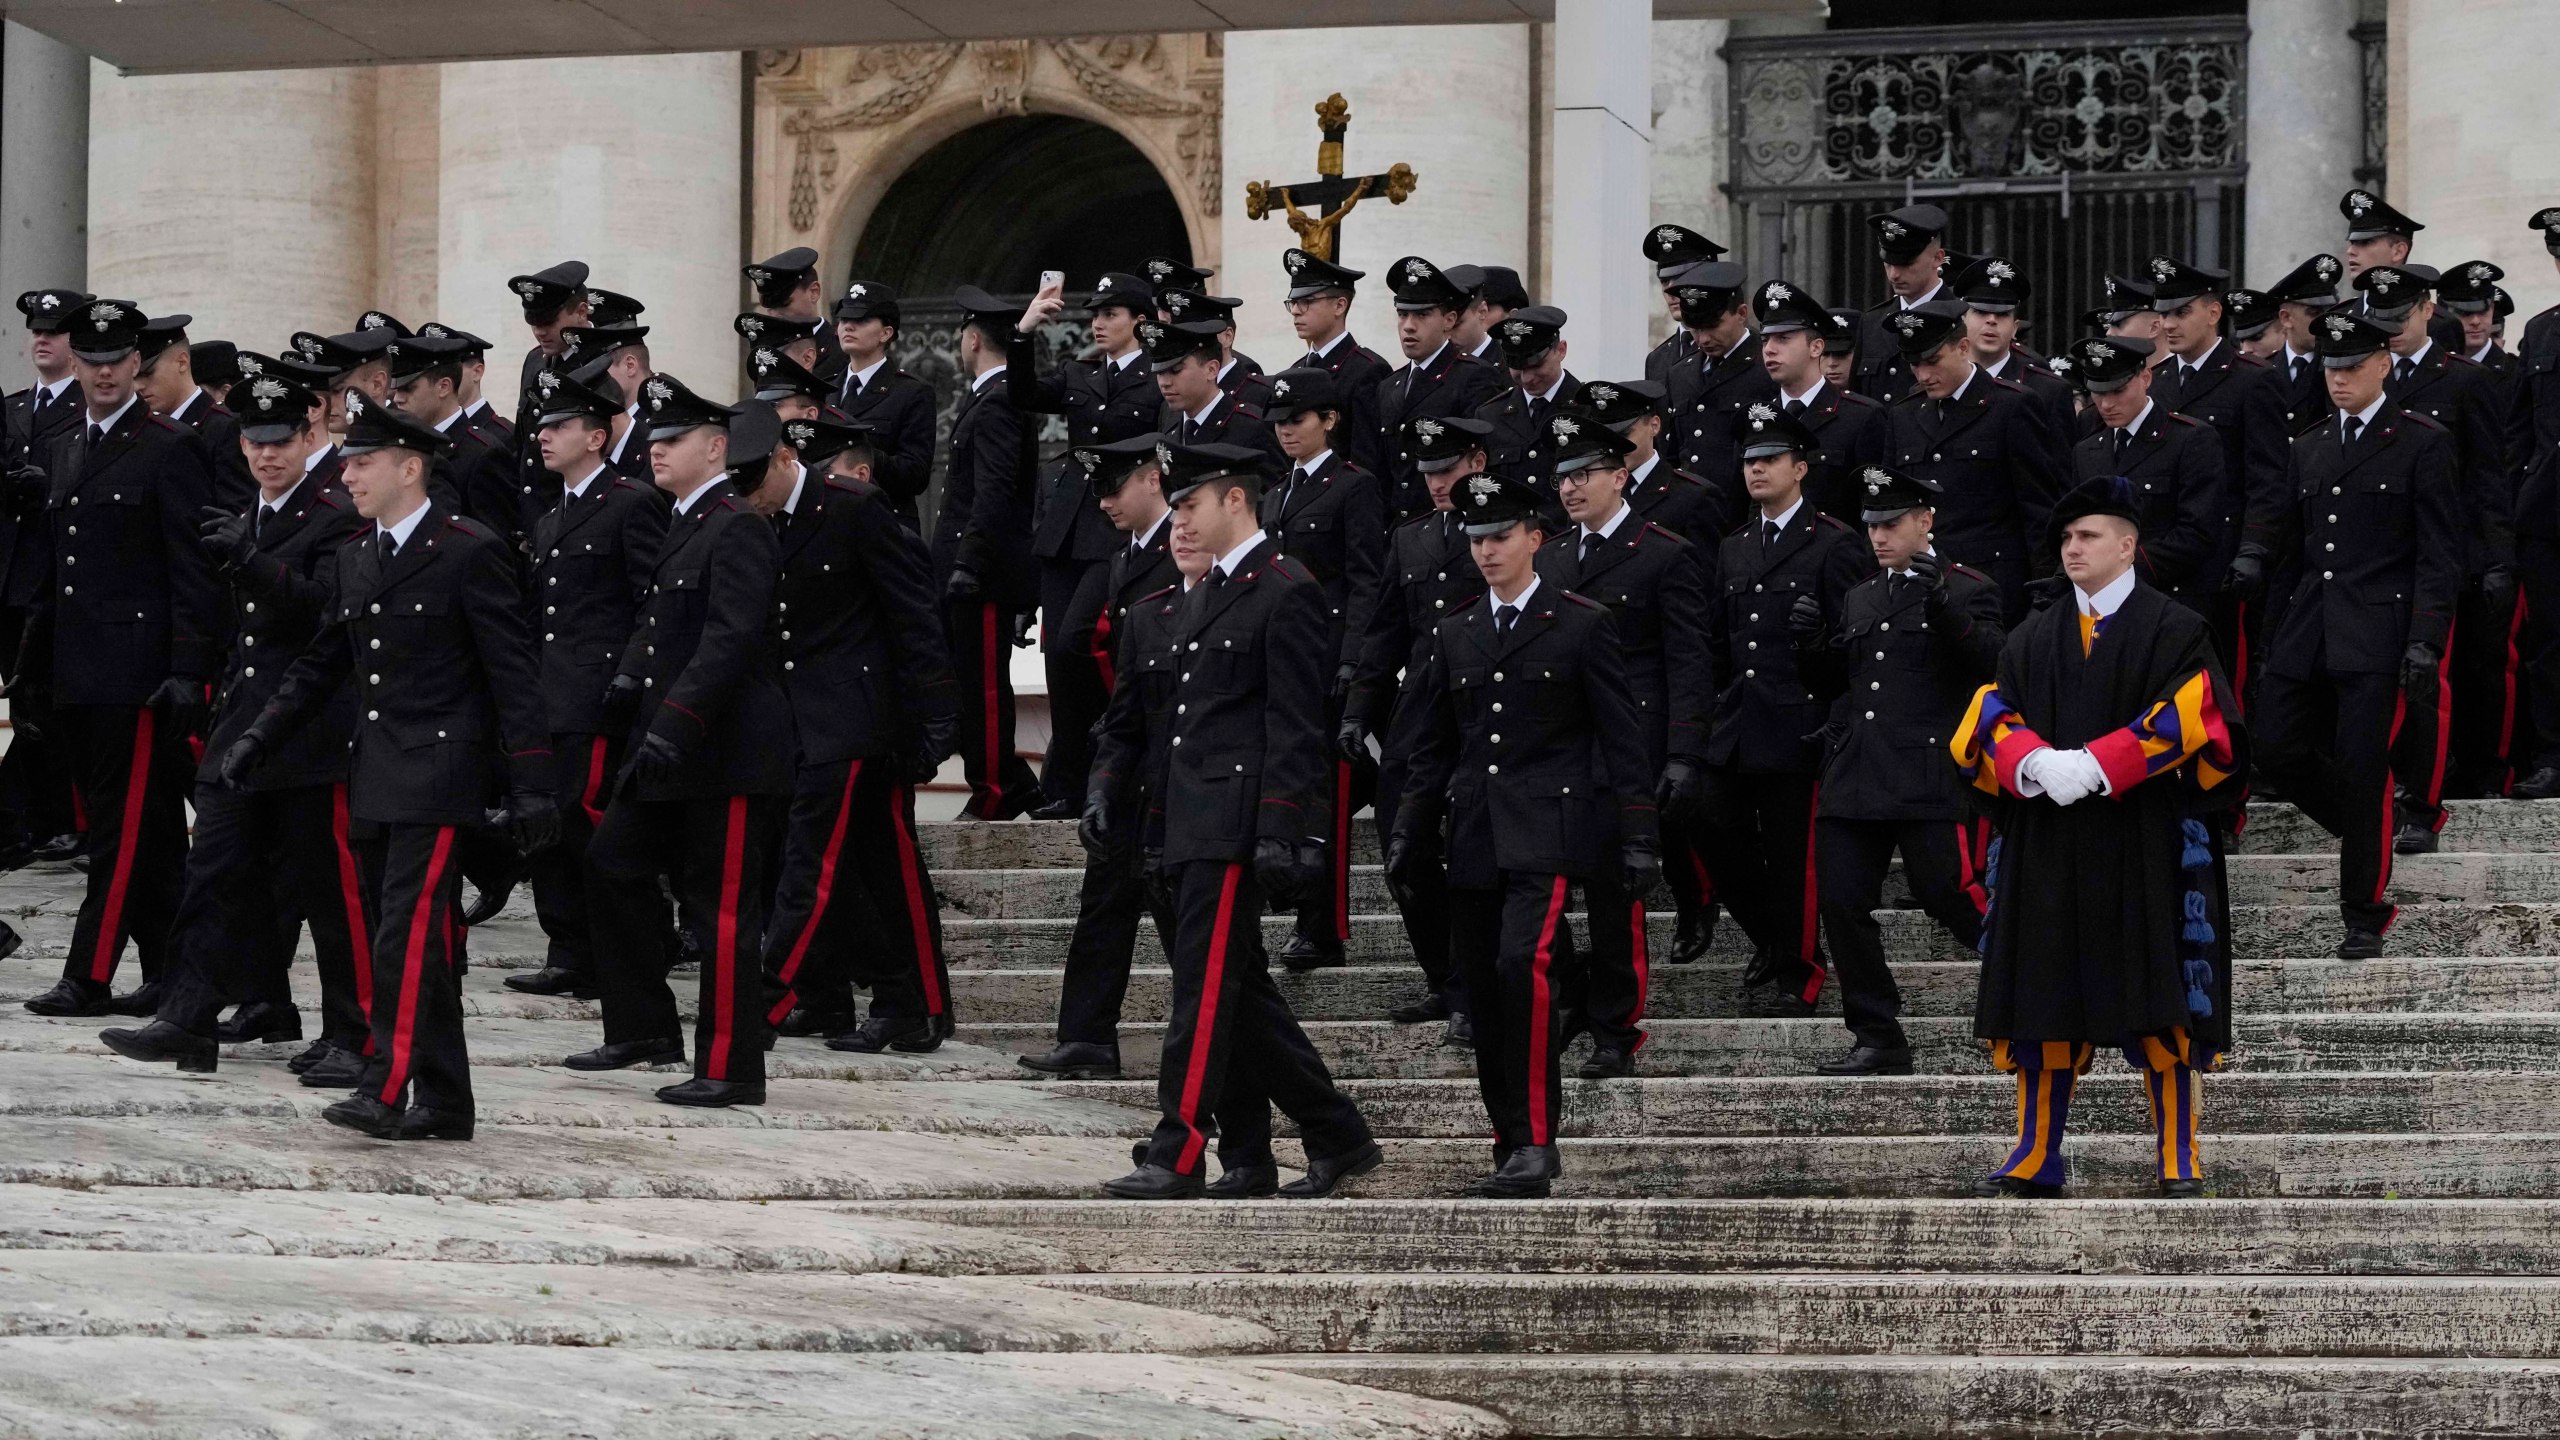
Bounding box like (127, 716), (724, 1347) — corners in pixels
(1189, 630), (1258, 691)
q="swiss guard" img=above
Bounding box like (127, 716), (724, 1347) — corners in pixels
(1953, 474), (2244, 1199)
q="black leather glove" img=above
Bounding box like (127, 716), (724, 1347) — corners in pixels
(600, 673), (644, 728)
(1907, 549), (1946, 610)
(1011, 610), (1037, 648)
(1336, 713), (1369, 763)
(1077, 792), (1114, 853)
(2222, 549), (2266, 598)
(1254, 835), (1303, 906)
(1655, 756), (1707, 826)
(1384, 831), (1429, 909)
(1293, 838), (1327, 904)
(2484, 566), (2520, 606)
(2401, 641), (2441, 699)
(198, 504), (257, 569)
(906, 714), (956, 785)
(2026, 573), (2072, 611)
(215, 733), (265, 790)
(6, 464), (47, 511)
(631, 730), (685, 783)
(503, 790), (561, 854)
(1143, 848), (1172, 911)
(944, 566), (984, 602)
(1332, 662), (1357, 699)
(146, 676), (206, 729)
(1786, 593), (1825, 643)
(1622, 842), (1662, 900)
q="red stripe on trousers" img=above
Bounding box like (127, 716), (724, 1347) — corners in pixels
(2499, 595), (2529, 788)
(2418, 621), (2457, 819)
(1173, 863), (1242, 1175)
(766, 760), (862, 1025)
(1526, 875), (1568, 1145)
(2380, 691), (2407, 907)
(69, 782), (86, 835)
(1686, 846), (1713, 905)
(707, 795), (748, 1080)
(1332, 759), (1352, 940)
(378, 825), (456, 1105)
(329, 785), (376, 1051)
(87, 709), (157, 982)
(2231, 599), (2250, 707)
(888, 782), (943, 1015)
(1090, 611), (1116, 694)
(1626, 896), (1650, 1047)
(979, 603), (1005, 814)
(1796, 782), (1825, 1004)
(579, 737), (609, 828)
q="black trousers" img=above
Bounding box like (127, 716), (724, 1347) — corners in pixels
(946, 598), (1042, 820)
(1056, 804), (1176, 1048)
(589, 792), (780, 1084)
(1039, 557), (1109, 808)
(1574, 872), (1650, 1053)
(2390, 615), (2458, 830)
(1815, 816), (1987, 1050)
(1450, 872), (1580, 1149)
(527, 731), (619, 976)
(1373, 705), (1454, 1006)
(61, 704), (191, 988)
(2451, 584), (2528, 794)
(0, 605), (75, 845)
(1661, 815), (1713, 921)
(352, 822), (470, 1114)
(761, 756), (950, 1026)
(1293, 706), (1365, 950)
(158, 781), (372, 1050)
(1701, 766), (1825, 1003)
(2520, 536), (2560, 774)
(2259, 665), (2402, 932)
(1143, 859), (1370, 1177)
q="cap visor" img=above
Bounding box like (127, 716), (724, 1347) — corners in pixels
(1860, 504), (1923, 524)
(753, 383), (812, 402)
(1147, 355), (1189, 374)
(239, 422), (298, 444)
(1964, 302), (2018, 315)
(2083, 375), (2137, 394)
(1758, 319), (1813, 334)
(2447, 299), (2491, 314)
(68, 344), (136, 362)
(1740, 440), (1805, 459)
(1551, 452), (1611, 478)
(1461, 516), (1532, 537)
(1497, 346), (1556, 369)
(1415, 454), (1466, 473)
(2345, 226), (2400, 243)
(2321, 351), (2378, 369)
(645, 420), (716, 441)
(2231, 320), (2274, 339)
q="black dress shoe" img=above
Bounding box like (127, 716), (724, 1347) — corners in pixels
(1465, 1144), (1559, 1199)
(27, 833), (81, 864)
(1277, 932), (1346, 972)
(1279, 1139), (1383, 1199)
(321, 1094), (404, 1138)
(1577, 1045), (1634, 1080)
(2393, 821), (2438, 855)
(1101, 1163), (1205, 1199)
(502, 966), (591, 997)
(1972, 1174), (2064, 1198)
(398, 1107), (475, 1141)
(287, 1039), (337, 1075)
(298, 1047), (368, 1088)
(1816, 1043), (1915, 1077)
(2158, 1177), (2205, 1199)
(102, 981), (164, 1017)
(1206, 1163), (1280, 1198)
(216, 1002), (303, 1045)
(1440, 1012), (1474, 1048)
(23, 977), (111, 1017)
(776, 1005), (856, 1039)
(459, 866), (521, 927)
(562, 1037), (685, 1071)
(0, 920), (21, 961)
(1385, 991), (1449, 1024)
(2515, 766), (2560, 800)
(1739, 944), (1782, 991)
(1027, 797), (1080, 821)
(657, 1076), (765, 1108)
(826, 1014), (941, 1054)
(1670, 908), (1713, 965)
(1017, 1041), (1122, 1079)
(98, 1019), (218, 1072)
(2336, 928), (2386, 961)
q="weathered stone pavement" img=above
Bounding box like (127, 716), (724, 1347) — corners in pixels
(4, 798), (2559, 1435)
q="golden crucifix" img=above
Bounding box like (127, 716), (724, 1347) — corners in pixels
(1243, 93), (1418, 264)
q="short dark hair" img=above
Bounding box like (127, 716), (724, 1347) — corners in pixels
(965, 315), (1013, 350)
(831, 443), (878, 475)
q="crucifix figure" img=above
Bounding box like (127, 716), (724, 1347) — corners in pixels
(1244, 92), (1418, 264)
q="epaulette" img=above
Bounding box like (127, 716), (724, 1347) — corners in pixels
(2168, 412), (2206, 427)
(443, 513), (498, 542)
(2232, 352), (2271, 372)
(1265, 553), (1312, 583)
(1981, 371), (2027, 395)
(1135, 582), (1180, 605)
(340, 524), (371, 546)
(822, 472), (879, 499)
(1396, 507), (1448, 530)
(1562, 591), (1605, 610)
(1815, 512), (1856, 533)
(1640, 521), (1684, 543)
(147, 414), (186, 433)
(1949, 561), (1991, 583)
(2399, 410), (2449, 433)
(313, 487), (346, 510)
(1446, 591), (1486, 613)
(1837, 389), (1884, 410)
(609, 477), (652, 495)
(1233, 401), (1264, 421)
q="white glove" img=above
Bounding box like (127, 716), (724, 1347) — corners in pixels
(2056, 747), (2110, 798)
(2020, 747), (2095, 806)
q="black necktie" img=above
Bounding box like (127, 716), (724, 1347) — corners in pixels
(842, 373), (862, 403)
(2395, 358), (2416, 387)
(1284, 467), (1306, 509)
(86, 422), (104, 448)
(1496, 603), (1519, 637)
(377, 530), (397, 566)
(1182, 417), (1199, 443)
(1578, 531), (1594, 563)
(2342, 414), (2364, 448)
(1526, 395), (1547, 429)
(1785, 397), (1807, 418)
(1763, 519), (1782, 553)
(254, 505), (270, 541)
(2292, 355), (2310, 383)
(2112, 428), (2133, 463)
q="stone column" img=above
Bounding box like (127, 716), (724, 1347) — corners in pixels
(373, 65), (442, 325)
(1551, 0), (1653, 379)
(87, 63), (375, 350)
(1223, 27), (1530, 371)
(1647, 18), (1727, 355)
(439, 54), (742, 414)
(2243, 0), (2364, 285)
(2398, 0), (2560, 296)
(1, 21), (90, 392)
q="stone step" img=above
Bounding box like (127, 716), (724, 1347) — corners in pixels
(1046, 1271), (2560, 1358)
(1264, 1352), (2560, 1439)
(869, 1197), (2560, 1277)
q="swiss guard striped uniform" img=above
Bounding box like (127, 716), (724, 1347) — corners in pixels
(1954, 477), (2242, 1198)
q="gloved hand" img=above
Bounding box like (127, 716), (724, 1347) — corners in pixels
(2401, 640), (2441, 699)
(198, 504), (257, 569)
(1336, 713), (1370, 763)
(215, 733), (265, 790)
(2484, 566), (2520, 607)
(944, 566), (984, 602)
(502, 790), (561, 853)
(1907, 549), (1947, 610)
(1254, 835), (1304, 906)
(1077, 792), (1114, 853)
(2221, 550), (2266, 598)
(630, 730), (685, 783)
(2020, 747), (2096, 806)
(6, 464), (47, 511)
(1621, 841), (1661, 900)
(906, 714), (956, 786)
(1384, 831), (1430, 909)
(600, 673), (644, 727)
(1656, 756), (1707, 826)
(1142, 848), (1172, 911)
(1332, 662), (1357, 700)
(146, 675), (207, 729)
(1786, 593), (1825, 643)
(1010, 610), (1037, 648)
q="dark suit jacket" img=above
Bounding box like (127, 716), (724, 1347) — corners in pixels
(1375, 343), (1504, 515)
(1803, 561), (2005, 822)
(1259, 450), (1387, 670)
(1626, 456), (1741, 553)
(1285, 333), (1393, 481)
(169, 388), (255, 512)
(1665, 338), (1780, 488)
(932, 371), (1038, 609)
(202, 474), (365, 790)
(1013, 338), (1160, 565)
(2152, 340), (2290, 581)
(1, 378), (83, 606)
(1348, 506), (1482, 731)
(2267, 403), (2462, 677)
(529, 467), (666, 736)
(32, 400), (223, 703)
(1708, 502), (1873, 772)
(1884, 368), (2068, 611)
(620, 478), (795, 798)
(1789, 379), (1891, 527)
(2388, 343), (2514, 578)
(1537, 515), (1713, 772)
(771, 470), (955, 765)
(1161, 390), (1285, 469)
(832, 362), (937, 529)
(2072, 404), (2226, 610)
(1474, 374), (1581, 483)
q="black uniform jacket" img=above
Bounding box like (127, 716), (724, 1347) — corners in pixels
(1643, 330), (1692, 385)
(1886, 368), (2067, 603)
(832, 363), (937, 529)
(1286, 333), (1394, 482)
(1014, 337), (1160, 566)
(255, 504), (548, 826)
(1786, 378), (1891, 527)
(1161, 389), (1284, 470)
(1708, 502), (1873, 773)
(1217, 353), (1266, 401)
(2388, 342), (2514, 578)
(1347, 506), (1484, 732)
(1090, 577), (1186, 847)
(2508, 304), (2560, 539)
(2, 378), (82, 607)
(771, 468), (956, 766)
(2071, 403), (2226, 610)
(202, 475), (365, 791)
(436, 414), (528, 544)
(2266, 402), (2463, 678)
(1665, 336), (1779, 487)
(1376, 343), (1504, 515)
(168, 388), (255, 512)
(529, 466), (666, 736)
(1260, 450), (1387, 670)
(2276, 347), (2329, 436)
(2152, 341), (2290, 582)
(1803, 560), (2004, 822)
(1396, 586), (1659, 886)
(34, 400), (223, 704)
(1854, 298), (1937, 406)
(1536, 514), (1713, 772)
(1474, 374), (1581, 483)
(1990, 351), (2078, 451)
(1149, 537), (1334, 866)
(1068, 521), (1181, 678)
(933, 372), (1037, 609)
(619, 478), (795, 800)
(1625, 455), (1740, 551)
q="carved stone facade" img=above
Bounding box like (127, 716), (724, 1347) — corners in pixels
(752, 35), (1224, 288)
